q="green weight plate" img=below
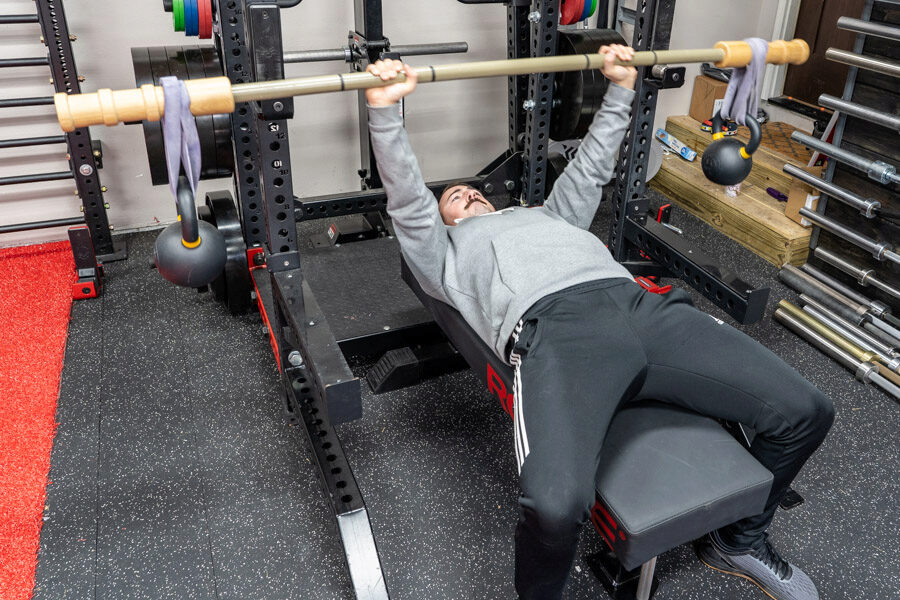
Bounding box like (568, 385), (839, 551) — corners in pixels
(173, 0), (184, 31)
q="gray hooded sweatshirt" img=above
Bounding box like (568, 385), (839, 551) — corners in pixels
(368, 83), (636, 362)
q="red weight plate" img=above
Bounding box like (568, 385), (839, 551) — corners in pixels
(560, 0), (585, 26)
(198, 0), (212, 39)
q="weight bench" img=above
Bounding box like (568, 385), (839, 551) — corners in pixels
(401, 258), (773, 599)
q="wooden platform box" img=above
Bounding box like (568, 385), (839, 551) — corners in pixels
(650, 152), (811, 267)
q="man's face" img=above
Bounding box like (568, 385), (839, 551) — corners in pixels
(438, 184), (495, 226)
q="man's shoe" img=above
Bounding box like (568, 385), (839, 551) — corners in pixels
(695, 532), (819, 600)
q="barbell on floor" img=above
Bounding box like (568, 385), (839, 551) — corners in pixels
(54, 38), (809, 132)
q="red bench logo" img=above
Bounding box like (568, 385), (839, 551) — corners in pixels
(486, 363), (514, 419)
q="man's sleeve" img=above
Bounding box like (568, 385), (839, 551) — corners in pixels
(543, 82), (635, 229)
(368, 104), (451, 302)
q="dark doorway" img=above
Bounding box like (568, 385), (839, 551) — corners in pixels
(781, 0), (867, 104)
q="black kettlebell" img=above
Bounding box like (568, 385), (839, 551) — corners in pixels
(154, 176), (226, 288)
(701, 111), (762, 186)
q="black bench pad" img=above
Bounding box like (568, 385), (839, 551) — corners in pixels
(401, 259), (772, 571)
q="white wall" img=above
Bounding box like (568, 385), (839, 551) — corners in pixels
(0, 0), (792, 248)
(653, 0), (782, 132)
(0, 0), (508, 247)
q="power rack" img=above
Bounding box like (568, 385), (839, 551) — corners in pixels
(180, 0), (775, 597)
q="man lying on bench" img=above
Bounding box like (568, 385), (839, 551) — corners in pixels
(364, 47), (833, 600)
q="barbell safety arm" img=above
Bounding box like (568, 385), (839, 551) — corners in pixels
(54, 38), (809, 132)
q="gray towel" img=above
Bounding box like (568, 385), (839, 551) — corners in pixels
(720, 38), (769, 125)
(160, 76), (202, 200)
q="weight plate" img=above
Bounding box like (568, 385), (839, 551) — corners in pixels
(132, 45), (229, 185)
(185, 0), (198, 36)
(580, 0), (594, 21)
(203, 191), (251, 314)
(132, 46), (171, 186)
(173, 0), (184, 31)
(550, 29), (625, 141)
(198, 0), (212, 39)
(560, 0), (585, 26)
(199, 45), (234, 179)
(180, 46), (219, 179)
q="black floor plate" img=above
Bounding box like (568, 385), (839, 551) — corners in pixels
(36, 195), (900, 600)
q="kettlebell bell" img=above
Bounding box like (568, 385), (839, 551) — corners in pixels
(154, 176), (226, 288)
(701, 112), (762, 186)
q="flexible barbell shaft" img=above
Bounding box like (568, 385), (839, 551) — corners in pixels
(0, 216), (84, 234)
(837, 16), (900, 42)
(798, 208), (900, 265)
(0, 135), (67, 149)
(284, 42), (469, 64)
(778, 301), (900, 387)
(0, 14), (39, 24)
(53, 38), (810, 131)
(799, 263), (891, 318)
(791, 131), (899, 185)
(0, 96), (54, 109)
(814, 246), (900, 301)
(775, 309), (900, 399)
(783, 163), (879, 217)
(0, 170), (73, 186)
(0, 57), (50, 68)
(826, 47), (900, 78)
(817, 94), (900, 133)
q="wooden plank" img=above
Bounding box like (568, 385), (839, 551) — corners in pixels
(664, 115), (812, 195)
(650, 154), (811, 266)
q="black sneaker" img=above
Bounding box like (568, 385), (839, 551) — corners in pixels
(696, 532), (819, 600)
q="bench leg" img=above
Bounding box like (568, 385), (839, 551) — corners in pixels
(636, 557), (657, 600)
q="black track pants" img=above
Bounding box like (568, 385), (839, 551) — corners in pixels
(508, 279), (834, 600)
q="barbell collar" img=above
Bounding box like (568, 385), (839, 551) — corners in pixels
(54, 38), (809, 131)
(817, 93), (900, 133)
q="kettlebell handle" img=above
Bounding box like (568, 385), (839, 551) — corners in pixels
(710, 111), (762, 156)
(175, 175), (201, 247)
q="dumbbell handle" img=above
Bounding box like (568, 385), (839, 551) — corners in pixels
(54, 39), (809, 132)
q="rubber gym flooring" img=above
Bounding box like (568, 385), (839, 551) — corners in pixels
(35, 189), (899, 600)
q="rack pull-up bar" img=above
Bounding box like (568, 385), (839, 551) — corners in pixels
(54, 38), (809, 132)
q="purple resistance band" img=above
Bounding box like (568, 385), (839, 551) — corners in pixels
(719, 38), (769, 125)
(159, 76), (202, 203)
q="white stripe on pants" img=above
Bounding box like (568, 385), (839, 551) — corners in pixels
(509, 319), (530, 474)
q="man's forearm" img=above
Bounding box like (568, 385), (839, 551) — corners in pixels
(543, 83), (635, 229)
